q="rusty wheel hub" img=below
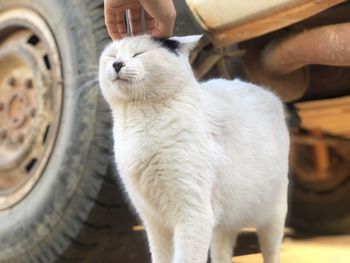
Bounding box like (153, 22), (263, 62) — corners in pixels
(0, 8), (62, 209)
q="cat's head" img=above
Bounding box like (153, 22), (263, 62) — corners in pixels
(99, 35), (201, 105)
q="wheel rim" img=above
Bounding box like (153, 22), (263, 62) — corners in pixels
(0, 8), (62, 210)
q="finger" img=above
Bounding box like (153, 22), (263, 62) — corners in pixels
(116, 10), (128, 38)
(104, 1), (141, 40)
(141, 0), (176, 38)
(152, 27), (167, 38)
(128, 8), (142, 36)
(145, 13), (157, 34)
(104, 4), (123, 40)
(155, 12), (176, 38)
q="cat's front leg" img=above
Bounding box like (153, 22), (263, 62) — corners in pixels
(144, 218), (173, 263)
(173, 210), (214, 263)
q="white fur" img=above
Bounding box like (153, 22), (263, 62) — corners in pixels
(99, 35), (289, 263)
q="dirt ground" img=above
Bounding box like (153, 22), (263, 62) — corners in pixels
(234, 235), (350, 263)
(95, 226), (350, 262)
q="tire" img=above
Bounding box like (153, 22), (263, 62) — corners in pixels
(0, 0), (147, 262)
(286, 141), (350, 235)
(288, 181), (350, 235)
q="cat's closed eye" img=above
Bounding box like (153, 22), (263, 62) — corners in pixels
(133, 52), (144, 58)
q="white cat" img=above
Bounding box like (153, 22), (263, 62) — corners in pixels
(99, 35), (289, 263)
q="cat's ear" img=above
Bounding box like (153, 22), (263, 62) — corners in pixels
(169, 35), (202, 54)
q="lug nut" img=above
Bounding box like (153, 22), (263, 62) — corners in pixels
(8, 77), (16, 87)
(30, 108), (36, 117)
(0, 129), (6, 140)
(16, 134), (24, 143)
(25, 79), (33, 89)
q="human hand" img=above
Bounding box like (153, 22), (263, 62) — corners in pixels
(104, 0), (176, 40)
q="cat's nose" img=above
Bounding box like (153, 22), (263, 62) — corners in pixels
(112, 61), (125, 73)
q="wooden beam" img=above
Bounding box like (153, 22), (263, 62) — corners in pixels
(295, 96), (350, 138)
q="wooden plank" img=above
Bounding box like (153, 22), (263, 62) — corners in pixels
(295, 96), (350, 137)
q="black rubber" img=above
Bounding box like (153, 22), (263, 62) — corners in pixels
(288, 178), (350, 235)
(0, 0), (148, 262)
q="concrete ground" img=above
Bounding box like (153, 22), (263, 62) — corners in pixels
(234, 235), (350, 263)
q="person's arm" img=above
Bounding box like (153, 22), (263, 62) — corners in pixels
(104, 0), (176, 40)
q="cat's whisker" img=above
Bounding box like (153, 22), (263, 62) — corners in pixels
(133, 78), (142, 102)
(75, 78), (99, 99)
(129, 78), (134, 101)
(139, 80), (146, 102)
(73, 73), (98, 81)
(131, 78), (136, 102)
(136, 80), (142, 102)
(133, 78), (139, 101)
(80, 78), (98, 90)
(140, 81), (145, 103)
(135, 80), (141, 102)
(75, 63), (99, 69)
(75, 71), (98, 77)
(127, 72), (139, 75)
(134, 80), (138, 102)
(127, 72), (141, 102)
(125, 69), (146, 102)
(133, 79), (138, 101)
(137, 82), (141, 102)
(66, 70), (99, 80)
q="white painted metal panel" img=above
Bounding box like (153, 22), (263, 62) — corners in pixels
(186, 0), (303, 30)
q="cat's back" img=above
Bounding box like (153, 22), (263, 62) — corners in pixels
(200, 78), (288, 151)
(201, 78), (283, 114)
(201, 78), (287, 141)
